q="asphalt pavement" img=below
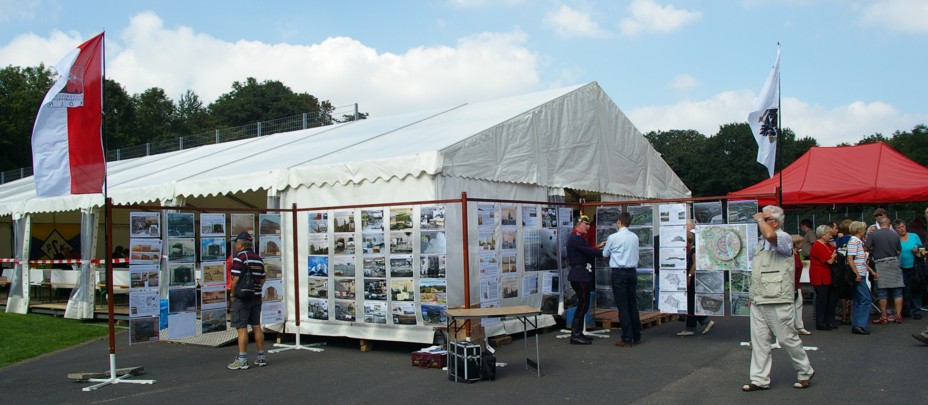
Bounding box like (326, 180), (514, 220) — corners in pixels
(2, 311), (927, 404)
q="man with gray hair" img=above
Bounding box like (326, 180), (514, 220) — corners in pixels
(743, 205), (814, 392)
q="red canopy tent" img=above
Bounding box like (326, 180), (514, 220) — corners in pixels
(728, 142), (928, 206)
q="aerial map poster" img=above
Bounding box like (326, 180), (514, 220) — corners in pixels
(695, 224), (749, 272)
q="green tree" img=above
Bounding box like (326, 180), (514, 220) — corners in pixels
(643, 129), (708, 195)
(103, 78), (137, 150)
(0, 64), (55, 170)
(208, 77), (330, 127)
(882, 125), (928, 167)
(172, 90), (212, 135)
(133, 87), (175, 143)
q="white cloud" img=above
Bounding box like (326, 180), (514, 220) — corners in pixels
(627, 91), (927, 146)
(544, 5), (611, 38)
(4, 11), (541, 118)
(668, 73), (700, 90)
(860, 0), (928, 33)
(0, 30), (85, 68)
(619, 0), (702, 36)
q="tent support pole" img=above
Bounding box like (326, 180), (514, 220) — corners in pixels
(271, 202), (324, 353)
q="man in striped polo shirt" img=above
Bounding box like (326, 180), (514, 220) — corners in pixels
(227, 231), (267, 370)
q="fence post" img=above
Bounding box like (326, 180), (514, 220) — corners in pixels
(215, 129), (220, 144)
(257, 122), (262, 137)
(146, 143), (151, 156)
(302, 113), (308, 129)
(179, 136), (184, 150)
(354, 103), (359, 121)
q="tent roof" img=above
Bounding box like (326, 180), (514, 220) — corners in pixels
(0, 82), (689, 216)
(728, 142), (928, 206)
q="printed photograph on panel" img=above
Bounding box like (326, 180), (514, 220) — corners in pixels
(362, 209), (384, 232)
(332, 255), (355, 277)
(390, 255), (414, 277)
(259, 214), (282, 236)
(364, 301), (387, 324)
(307, 256), (329, 277)
(166, 238), (195, 262)
(230, 213), (254, 238)
(333, 278), (356, 300)
(392, 302), (417, 325)
(363, 256), (386, 278)
(130, 212), (161, 238)
(421, 230), (446, 254)
(420, 255), (446, 278)
(390, 231), (414, 254)
(167, 213), (195, 237)
(307, 298), (328, 320)
(420, 205), (446, 230)
(334, 300), (355, 321)
(390, 278), (415, 301)
(693, 201), (723, 225)
(364, 278), (387, 300)
(389, 207), (413, 231)
(421, 304), (447, 326)
(199, 213), (225, 237)
(308, 212), (328, 234)
(333, 210), (355, 233)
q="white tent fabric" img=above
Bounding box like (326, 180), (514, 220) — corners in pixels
(0, 82), (689, 217)
(2, 82), (691, 341)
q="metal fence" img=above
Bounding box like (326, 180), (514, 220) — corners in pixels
(0, 104), (360, 184)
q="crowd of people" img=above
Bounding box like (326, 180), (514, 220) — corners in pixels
(801, 207), (928, 338)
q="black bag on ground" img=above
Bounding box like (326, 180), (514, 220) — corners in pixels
(234, 267), (256, 299)
(480, 351), (496, 381)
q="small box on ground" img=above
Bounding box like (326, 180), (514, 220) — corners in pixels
(412, 350), (447, 368)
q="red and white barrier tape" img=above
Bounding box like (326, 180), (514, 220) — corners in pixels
(0, 257), (131, 265)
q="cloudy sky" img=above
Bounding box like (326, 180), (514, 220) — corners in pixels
(1, 0), (926, 146)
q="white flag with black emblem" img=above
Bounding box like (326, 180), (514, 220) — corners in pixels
(748, 46), (780, 178)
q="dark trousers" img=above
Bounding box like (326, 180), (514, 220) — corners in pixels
(812, 284), (837, 329)
(902, 268), (923, 317)
(611, 268), (641, 343)
(569, 281), (593, 337)
(686, 275), (707, 329)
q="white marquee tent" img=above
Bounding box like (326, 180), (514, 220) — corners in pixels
(1, 82), (690, 343)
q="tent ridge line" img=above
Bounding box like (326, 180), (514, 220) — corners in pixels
(285, 104), (469, 171)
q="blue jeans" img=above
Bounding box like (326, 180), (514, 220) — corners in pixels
(852, 280), (872, 328)
(611, 268), (641, 343)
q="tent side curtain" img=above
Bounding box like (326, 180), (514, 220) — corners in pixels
(728, 142), (928, 205)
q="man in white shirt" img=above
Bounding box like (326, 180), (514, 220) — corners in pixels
(603, 212), (641, 347)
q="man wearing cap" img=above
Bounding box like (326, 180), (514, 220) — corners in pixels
(227, 231), (267, 370)
(603, 212), (641, 347)
(565, 215), (606, 345)
(865, 208), (887, 242)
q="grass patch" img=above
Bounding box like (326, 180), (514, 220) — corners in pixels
(0, 312), (110, 367)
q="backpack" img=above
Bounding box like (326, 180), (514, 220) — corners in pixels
(234, 254), (258, 299)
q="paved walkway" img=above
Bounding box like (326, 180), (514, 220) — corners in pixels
(2, 312), (927, 404)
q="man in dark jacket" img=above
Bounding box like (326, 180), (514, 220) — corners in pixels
(565, 215), (605, 345)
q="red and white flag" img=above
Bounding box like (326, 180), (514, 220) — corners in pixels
(31, 32), (106, 198)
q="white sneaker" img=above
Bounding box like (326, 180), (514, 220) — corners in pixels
(227, 358), (249, 370)
(797, 328), (812, 335)
(702, 320), (716, 335)
(254, 357), (267, 367)
(676, 330), (695, 336)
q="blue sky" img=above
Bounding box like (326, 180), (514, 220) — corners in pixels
(1, 0), (926, 146)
